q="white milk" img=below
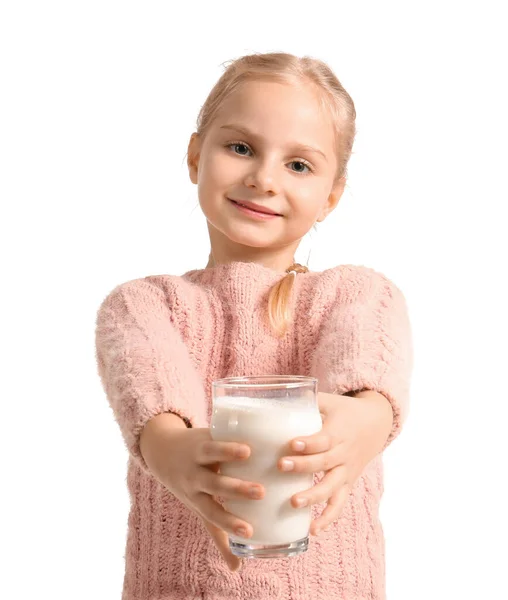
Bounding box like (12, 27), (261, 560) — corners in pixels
(210, 396), (322, 545)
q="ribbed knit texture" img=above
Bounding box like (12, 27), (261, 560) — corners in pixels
(94, 261), (413, 600)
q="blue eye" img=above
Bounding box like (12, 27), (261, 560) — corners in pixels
(225, 142), (314, 175)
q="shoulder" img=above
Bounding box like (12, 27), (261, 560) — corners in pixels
(96, 273), (197, 317)
(307, 264), (408, 307)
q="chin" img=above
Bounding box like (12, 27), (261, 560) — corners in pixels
(213, 221), (276, 249)
(225, 229), (275, 248)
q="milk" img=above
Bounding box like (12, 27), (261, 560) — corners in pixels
(210, 396), (322, 545)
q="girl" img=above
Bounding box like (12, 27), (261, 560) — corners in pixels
(95, 51), (413, 600)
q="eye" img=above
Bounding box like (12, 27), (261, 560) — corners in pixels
(228, 142), (251, 156)
(289, 160), (313, 175)
(225, 142), (314, 175)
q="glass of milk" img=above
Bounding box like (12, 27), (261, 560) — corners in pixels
(210, 375), (322, 559)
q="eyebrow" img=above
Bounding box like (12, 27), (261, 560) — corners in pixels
(219, 123), (328, 161)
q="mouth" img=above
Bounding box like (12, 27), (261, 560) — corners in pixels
(228, 198), (283, 218)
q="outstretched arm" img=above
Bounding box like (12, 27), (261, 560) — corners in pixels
(310, 270), (413, 448)
(95, 279), (208, 474)
(278, 270), (413, 533)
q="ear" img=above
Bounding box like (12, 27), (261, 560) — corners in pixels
(187, 133), (201, 184)
(316, 176), (347, 222)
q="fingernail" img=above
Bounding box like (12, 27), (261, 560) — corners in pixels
(294, 497), (308, 508)
(293, 440), (306, 451)
(236, 447), (249, 458)
(235, 527), (248, 537)
(280, 459), (294, 471)
(248, 486), (262, 498)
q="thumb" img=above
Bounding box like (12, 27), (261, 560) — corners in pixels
(202, 518), (241, 572)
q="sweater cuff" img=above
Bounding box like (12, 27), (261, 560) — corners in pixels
(106, 373), (204, 477)
(329, 360), (408, 450)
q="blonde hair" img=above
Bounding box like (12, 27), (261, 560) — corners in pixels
(267, 262), (309, 337)
(191, 51), (357, 336)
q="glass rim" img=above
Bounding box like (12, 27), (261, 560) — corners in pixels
(212, 375), (317, 390)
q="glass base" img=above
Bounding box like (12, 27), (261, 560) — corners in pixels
(229, 536), (308, 559)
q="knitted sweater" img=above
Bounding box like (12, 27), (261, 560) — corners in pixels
(94, 261), (413, 600)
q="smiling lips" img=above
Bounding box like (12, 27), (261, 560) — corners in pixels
(229, 198), (283, 217)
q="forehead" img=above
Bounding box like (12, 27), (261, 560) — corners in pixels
(212, 80), (334, 153)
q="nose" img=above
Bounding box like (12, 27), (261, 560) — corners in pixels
(243, 159), (280, 195)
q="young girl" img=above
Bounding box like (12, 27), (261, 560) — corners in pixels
(95, 51), (413, 600)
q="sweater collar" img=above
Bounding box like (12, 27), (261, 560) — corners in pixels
(183, 260), (291, 282)
(181, 261), (307, 304)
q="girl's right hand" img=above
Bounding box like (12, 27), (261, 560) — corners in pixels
(139, 413), (265, 571)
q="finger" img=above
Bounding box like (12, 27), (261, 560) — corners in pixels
(202, 518), (241, 572)
(199, 468), (265, 501)
(290, 465), (345, 508)
(196, 441), (251, 465)
(279, 446), (343, 474)
(288, 432), (340, 455)
(311, 484), (351, 535)
(194, 492), (254, 539)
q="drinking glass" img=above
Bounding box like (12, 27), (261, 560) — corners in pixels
(210, 375), (322, 559)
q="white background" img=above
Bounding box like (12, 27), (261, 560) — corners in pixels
(2, 1), (507, 598)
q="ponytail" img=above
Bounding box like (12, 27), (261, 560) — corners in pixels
(267, 263), (309, 337)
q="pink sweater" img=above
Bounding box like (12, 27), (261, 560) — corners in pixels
(95, 261), (413, 600)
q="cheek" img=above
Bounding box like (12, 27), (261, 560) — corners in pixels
(197, 155), (227, 211)
(203, 150), (238, 186)
(197, 155), (239, 224)
(294, 187), (327, 220)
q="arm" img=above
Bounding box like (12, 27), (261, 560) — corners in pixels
(95, 279), (208, 474)
(277, 276), (412, 531)
(311, 271), (413, 450)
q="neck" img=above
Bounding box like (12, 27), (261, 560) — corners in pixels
(205, 226), (301, 274)
(206, 252), (298, 274)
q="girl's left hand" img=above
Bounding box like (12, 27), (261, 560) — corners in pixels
(278, 391), (394, 535)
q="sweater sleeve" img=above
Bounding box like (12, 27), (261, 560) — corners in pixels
(310, 270), (414, 449)
(94, 279), (208, 474)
